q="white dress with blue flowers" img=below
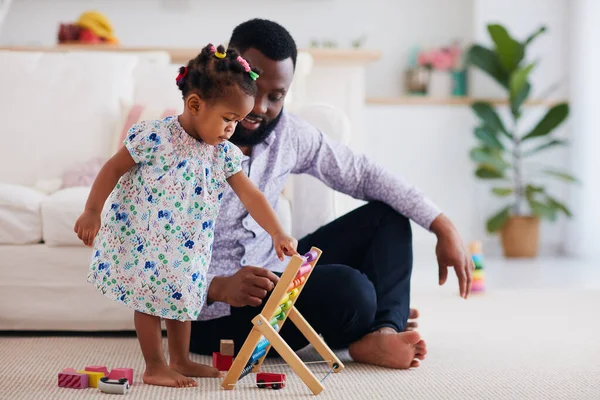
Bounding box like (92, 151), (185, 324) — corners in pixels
(87, 116), (243, 321)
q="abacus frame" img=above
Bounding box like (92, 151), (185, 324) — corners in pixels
(221, 247), (344, 395)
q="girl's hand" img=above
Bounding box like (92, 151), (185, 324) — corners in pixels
(74, 210), (101, 247)
(272, 232), (299, 261)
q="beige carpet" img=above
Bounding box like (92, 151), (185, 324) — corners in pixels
(2, 289), (599, 400)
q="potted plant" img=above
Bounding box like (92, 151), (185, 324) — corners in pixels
(466, 24), (576, 258)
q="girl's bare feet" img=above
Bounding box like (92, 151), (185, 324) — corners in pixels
(143, 364), (197, 388)
(170, 360), (222, 378)
(349, 329), (427, 369)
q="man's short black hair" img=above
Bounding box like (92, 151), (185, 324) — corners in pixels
(229, 19), (297, 69)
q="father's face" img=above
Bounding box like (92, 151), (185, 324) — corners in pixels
(230, 48), (295, 146)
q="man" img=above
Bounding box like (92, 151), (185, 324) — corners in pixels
(189, 19), (473, 369)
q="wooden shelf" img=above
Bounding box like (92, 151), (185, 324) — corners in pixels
(366, 96), (563, 106)
(1, 45), (381, 65)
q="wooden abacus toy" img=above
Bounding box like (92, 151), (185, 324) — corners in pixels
(221, 247), (344, 395)
(469, 240), (485, 293)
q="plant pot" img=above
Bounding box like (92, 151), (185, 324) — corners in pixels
(500, 216), (540, 258)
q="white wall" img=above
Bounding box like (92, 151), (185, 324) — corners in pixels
(472, 0), (570, 100)
(365, 104), (572, 257)
(566, 0), (600, 258)
(0, 0), (474, 98)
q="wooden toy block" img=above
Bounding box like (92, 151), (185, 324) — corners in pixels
(62, 368), (77, 373)
(220, 339), (234, 356)
(77, 370), (105, 388)
(85, 365), (110, 376)
(108, 368), (134, 385)
(213, 352), (233, 371)
(58, 372), (88, 389)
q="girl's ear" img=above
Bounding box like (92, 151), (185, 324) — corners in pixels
(185, 94), (205, 116)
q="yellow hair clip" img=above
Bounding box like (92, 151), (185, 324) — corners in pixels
(215, 51), (226, 59)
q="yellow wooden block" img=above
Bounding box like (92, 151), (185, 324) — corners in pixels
(77, 370), (104, 388)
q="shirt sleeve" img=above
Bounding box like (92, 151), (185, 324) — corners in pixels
(123, 121), (164, 164)
(222, 141), (243, 179)
(291, 120), (442, 230)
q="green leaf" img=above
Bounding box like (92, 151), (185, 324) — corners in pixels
(529, 199), (557, 221)
(471, 102), (511, 138)
(486, 206), (511, 233)
(546, 195), (572, 217)
(525, 184), (545, 202)
(524, 26), (547, 46)
(522, 139), (568, 157)
(466, 44), (509, 88)
(470, 148), (510, 171)
(522, 103), (570, 141)
(492, 187), (514, 196)
(475, 165), (505, 179)
(510, 62), (536, 108)
(511, 82), (531, 119)
(542, 170), (578, 183)
(488, 24), (525, 72)
(474, 126), (504, 150)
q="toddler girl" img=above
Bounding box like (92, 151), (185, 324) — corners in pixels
(74, 44), (298, 388)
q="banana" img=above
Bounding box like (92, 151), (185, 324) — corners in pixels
(75, 11), (116, 40)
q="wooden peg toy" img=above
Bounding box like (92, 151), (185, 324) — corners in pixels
(469, 240), (485, 293)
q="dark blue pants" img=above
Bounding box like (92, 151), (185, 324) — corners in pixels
(189, 202), (413, 355)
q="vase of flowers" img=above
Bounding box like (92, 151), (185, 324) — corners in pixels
(418, 43), (463, 97)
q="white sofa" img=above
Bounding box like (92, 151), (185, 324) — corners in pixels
(0, 49), (350, 331)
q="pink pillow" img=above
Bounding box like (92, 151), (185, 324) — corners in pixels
(61, 157), (106, 188)
(112, 103), (177, 155)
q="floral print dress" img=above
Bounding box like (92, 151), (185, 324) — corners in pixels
(87, 116), (243, 321)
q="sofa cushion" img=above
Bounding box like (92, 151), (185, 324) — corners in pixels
(0, 183), (46, 244)
(41, 187), (90, 246)
(0, 51), (138, 186)
(133, 62), (185, 111)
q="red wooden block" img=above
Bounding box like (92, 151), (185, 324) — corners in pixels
(108, 368), (134, 385)
(212, 352), (233, 371)
(85, 365), (110, 376)
(58, 372), (88, 389)
(62, 368), (77, 373)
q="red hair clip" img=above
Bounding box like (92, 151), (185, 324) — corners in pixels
(176, 66), (188, 85)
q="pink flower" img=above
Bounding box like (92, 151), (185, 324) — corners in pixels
(431, 49), (455, 70)
(418, 51), (433, 67)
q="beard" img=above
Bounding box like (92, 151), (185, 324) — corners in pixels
(229, 109), (284, 147)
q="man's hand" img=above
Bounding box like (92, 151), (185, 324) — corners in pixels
(430, 214), (474, 299)
(208, 266), (279, 307)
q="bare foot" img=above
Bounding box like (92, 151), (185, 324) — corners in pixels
(405, 308), (420, 331)
(170, 359), (222, 378)
(143, 364), (197, 388)
(349, 329), (426, 369)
